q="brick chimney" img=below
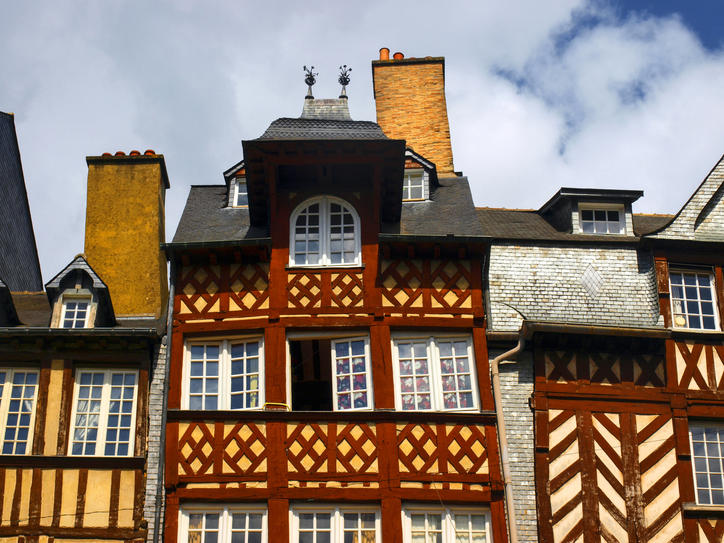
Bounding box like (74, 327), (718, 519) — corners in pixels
(84, 150), (169, 319)
(372, 48), (454, 176)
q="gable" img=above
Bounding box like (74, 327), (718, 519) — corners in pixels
(648, 154), (724, 241)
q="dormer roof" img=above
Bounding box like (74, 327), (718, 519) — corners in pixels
(0, 275), (19, 326)
(45, 255), (116, 327)
(539, 188), (644, 216)
(645, 153), (724, 242)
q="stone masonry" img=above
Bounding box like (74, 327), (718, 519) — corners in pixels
(372, 57), (455, 175)
(493, 349), (538, 543)
(488, 242), (661, 331)
(144, 336), (167, 543)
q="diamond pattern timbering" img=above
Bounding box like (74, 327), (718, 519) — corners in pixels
(178, 265), (222, 315)
(380, 259), (473, 312)
(286, 271), (364, 310)
(229, 263), (269, 311)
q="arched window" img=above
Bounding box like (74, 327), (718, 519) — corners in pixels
(290, 196), (361, 266)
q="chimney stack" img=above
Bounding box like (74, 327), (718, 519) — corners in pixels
(372, 49), (454, 176)
(84, 152), (169, 318)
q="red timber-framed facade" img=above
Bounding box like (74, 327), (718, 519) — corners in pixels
(163, 91), (507, 542)
(529, 156), (724, 542)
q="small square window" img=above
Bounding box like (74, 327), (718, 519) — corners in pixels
(669, 269), (719, 330)
(232, 178), (248, 207)
(690, 424), (724, 505)
(403, 169), (426, 201)
(61, 298), (91, 328)
(579, 205), (625, 234)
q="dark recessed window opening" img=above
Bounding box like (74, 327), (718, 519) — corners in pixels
(290, 339), (333, 411)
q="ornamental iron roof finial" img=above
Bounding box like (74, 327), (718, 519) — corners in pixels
(338, 65), (352, 98)
(303, 65), (318, 98)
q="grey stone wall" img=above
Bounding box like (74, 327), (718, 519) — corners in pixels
(144, 335), (167, 543)
(493, 349), (538, 542)
(488, 243), (660, 331)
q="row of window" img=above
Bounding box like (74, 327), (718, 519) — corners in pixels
(181, 334), (479, 413)
(179, 505), (490, 543)
(0, 368), (137, 457)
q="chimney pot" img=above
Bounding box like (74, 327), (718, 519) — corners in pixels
(114, 151), (125, 156)
(393, 51), (404, 60)
(102, 152), (112, 157)
(129, 150), (141, 156)
(144, 149), (155, 156)
(379, 47), (390, 61)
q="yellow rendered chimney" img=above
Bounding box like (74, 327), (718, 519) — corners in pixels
(84, 150), (169, 319)
(372, 49), (454, 176)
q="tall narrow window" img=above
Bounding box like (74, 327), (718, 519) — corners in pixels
(669, 269), (719, 330)
(0, 369), (38, 455)
(233, 178), (248, 207)
(690, 424), (724, 505)
(184, 339), (263, 410)
(69, 369), (138, 456)
(290, 196), (360, 266)
(393, 335), (478, 411)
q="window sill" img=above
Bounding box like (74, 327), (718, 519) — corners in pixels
(682, 502), (724, 517)
(671, 328), (724, 339)
(286, 264), (365, 271)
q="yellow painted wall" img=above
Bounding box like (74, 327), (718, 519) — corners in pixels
(84, 155), (168, 318)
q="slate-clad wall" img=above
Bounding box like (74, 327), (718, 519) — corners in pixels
(488, 243), (660, 331)
(495, 350), (537, 542)
(144, 337), (167, 543)
(0, 112), (43, 292)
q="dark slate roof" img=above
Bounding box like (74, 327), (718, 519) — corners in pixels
(382, 176), (484, 238)
(476, 208), (674, 241)
(11, 293), (50, 326)
(0, 112), (43, 291)
(632, 214), (674, 236)
(258, 118), (388, 140)
(171, 186), (270, 245)
(45, 254), (107, 291)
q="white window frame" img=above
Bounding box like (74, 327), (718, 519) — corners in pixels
(289, 196), (361, 267)
(402, 505), (491, 543)
(402, 168), (428, 201)
(68, 368), (138, 457)
(0, 368), (39, 455)
(578, 203), (626, 234)
(179, 504), (267, 543)
(60, 296), (92, 328)
(232, 177), (248, 207)
(669, 268), (720, 331)
(182, 337), (265, 411)
(290, 505), (380, 543)
(392, 334), (479, 412)
(690, 423), (724, 505)
(286, 332), (373, 412)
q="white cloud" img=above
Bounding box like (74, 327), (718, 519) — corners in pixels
(1, 1), (723, 278)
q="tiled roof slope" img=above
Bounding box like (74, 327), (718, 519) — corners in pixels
(258, 118), (388, 140)
(383, 176), (484, 237)
(477, 208), (672, 240)
(0, 112), (43, 291)
(646, 154), (724, 241)
(171, 186), (269, 245)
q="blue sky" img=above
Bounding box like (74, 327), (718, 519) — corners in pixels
(1, 1), (724, 278)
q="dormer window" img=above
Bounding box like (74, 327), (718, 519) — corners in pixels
(61, 297), (91, 328)
(403, 169), (427, 201)
(579, 204), (625, 234)
(290, 196), (361, 267)
(232, 178), (248, 207)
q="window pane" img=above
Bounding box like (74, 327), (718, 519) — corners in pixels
(334, 339), (370, 410)
(397, 340), (432, 411)
(670, 271), (718, 330)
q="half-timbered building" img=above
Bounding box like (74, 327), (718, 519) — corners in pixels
(0, 119), (170, 543)
(163, 53), (507, 543)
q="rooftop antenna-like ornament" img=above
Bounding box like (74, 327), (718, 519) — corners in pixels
(338, 65), (352, 98)
(303, 65), (317, 99)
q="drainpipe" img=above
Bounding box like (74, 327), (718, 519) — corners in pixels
(154, 259), (175, 543)
(490, 330), (525, 543)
